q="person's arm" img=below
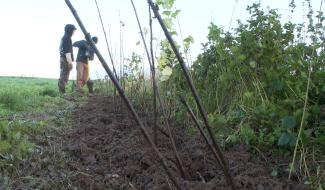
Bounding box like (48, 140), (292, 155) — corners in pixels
(62, 37), (73, 62)
(73, 40), (87, 48)
(65, 52), (73, 70)
(62, 37), (74, 65)
(65, 53), (73, 64)
(72, 41), (81, 47)
(88, 48), (95, 61)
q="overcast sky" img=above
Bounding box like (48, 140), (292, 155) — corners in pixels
(0, 0), (323, 79)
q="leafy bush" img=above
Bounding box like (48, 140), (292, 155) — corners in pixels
(169, 3), (325, 153)
(154, 3), (325, 186)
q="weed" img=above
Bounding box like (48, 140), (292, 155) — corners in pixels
(40, 86), (59, 97)
(0, 89), (25, 111)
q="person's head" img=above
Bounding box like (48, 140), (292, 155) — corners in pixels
(64, 24), (77, 36)
(91, 36), (98, 44)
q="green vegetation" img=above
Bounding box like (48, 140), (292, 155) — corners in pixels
(111, 0), (324, 189)
(0, 77), (75, 168)
(184, 2), (325, 153)
(196, 2), (324, 154)
(0, 0), (324, 189)
(0, 120), (44, 167)
(177, 2), (323, 189)
(0, 77), (62, 113)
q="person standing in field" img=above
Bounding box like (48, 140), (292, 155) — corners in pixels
(73, 36), (98, 95)
(58, 24), (77, 94)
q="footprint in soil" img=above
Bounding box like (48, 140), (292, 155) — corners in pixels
(100, 117), (112, 125)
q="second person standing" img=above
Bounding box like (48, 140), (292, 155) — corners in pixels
(73, 36), (98, 95)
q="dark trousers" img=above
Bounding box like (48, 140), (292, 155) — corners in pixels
(58, 57), (72, 93)
(87, 80), (94, 93)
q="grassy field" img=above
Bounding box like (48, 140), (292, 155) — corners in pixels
(0, 77), (69, 114)
(0, 77), (75, 174)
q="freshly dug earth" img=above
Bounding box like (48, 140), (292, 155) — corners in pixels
(65, 95), (308, 190)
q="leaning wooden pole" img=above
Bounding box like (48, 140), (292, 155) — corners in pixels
(64, 1), (182, 189)
(130, 0), (187, 179)
(180, 97), (224, 173)
(148, 1), (236, 189)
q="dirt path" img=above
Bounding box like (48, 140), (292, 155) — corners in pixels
(64, 95), (307, 190)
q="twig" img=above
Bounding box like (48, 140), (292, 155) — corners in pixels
(252, 146), (268, 163)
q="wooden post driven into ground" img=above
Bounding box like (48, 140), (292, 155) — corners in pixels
(147, 1), (236, 189)
(64, 1), (182, 189)
(129, 0), (158, 145)
(148, 5), (158, 147)
(130, 0), (187, 179)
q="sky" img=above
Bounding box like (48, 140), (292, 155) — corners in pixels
(0, 0), (323, 79)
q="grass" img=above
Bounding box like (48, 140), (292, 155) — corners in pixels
(0, 77), (65, 113)
(0, 76), (81, 189)
(0, 77), (74, 159)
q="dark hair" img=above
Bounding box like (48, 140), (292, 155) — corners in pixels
(92, 36), (98, 44)
(64, 24), (77, 33)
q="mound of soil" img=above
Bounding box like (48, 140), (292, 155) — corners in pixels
(64, 95), (307, 190)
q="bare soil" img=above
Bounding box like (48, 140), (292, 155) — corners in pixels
(63, 95), (308, 190)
